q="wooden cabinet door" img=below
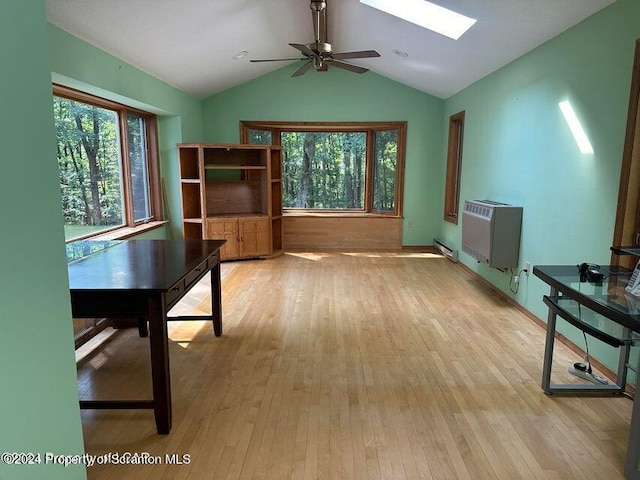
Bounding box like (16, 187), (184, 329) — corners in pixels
(207, 218), (240, 260)
(239, 216), (271, 257)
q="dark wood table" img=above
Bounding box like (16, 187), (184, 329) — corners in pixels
(67, 239), (226, 434)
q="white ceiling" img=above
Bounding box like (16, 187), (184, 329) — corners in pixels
(45, 0), (616, 100)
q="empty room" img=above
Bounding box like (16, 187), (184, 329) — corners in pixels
(4, 1), (640, 479)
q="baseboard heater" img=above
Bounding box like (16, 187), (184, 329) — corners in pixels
(433, 239), (458, 262)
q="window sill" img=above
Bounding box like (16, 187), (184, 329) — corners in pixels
(284, 211), (401, 219)
(87, 221), (168, 241)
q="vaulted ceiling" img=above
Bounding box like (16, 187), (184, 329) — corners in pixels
(46, 0), (616, 100)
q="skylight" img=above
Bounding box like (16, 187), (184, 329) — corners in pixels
(359, 0), (476, 40)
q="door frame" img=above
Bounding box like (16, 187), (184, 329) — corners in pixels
(612, 38), (640, 268)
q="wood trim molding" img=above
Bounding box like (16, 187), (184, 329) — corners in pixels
(241, 120), (408, 132)
(53, 83), (164, 229)
(283, 216), (402, 250)
(612, 38), (640, 268)
(444, 111), (465, 224)
(240, 121), (407, 218)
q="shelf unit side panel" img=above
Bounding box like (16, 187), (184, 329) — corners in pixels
(271, 217), (283, 252)
(271, 181), (283, 218)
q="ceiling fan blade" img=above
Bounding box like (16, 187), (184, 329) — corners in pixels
(250, 58), (307, 63)
(289, 43), (319, 58)
(328, 60), (369, 74)
(331, 50), (380, 60)
(292, 60), (314, 77)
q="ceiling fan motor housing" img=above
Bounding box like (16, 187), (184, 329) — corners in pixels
(250, 0), (378, 77)
(309, 42), (332, 56)
(310, 1), (326, 13)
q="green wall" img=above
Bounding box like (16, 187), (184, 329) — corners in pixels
(0, 2), (86, 479)
(199, 0), (640, 372)
(48, 25), (205, 238)
(0, 12), (207, 479)
(6, 2), (638, 465)
(440, 0), (640, 371)
(201, 65), (445, 245)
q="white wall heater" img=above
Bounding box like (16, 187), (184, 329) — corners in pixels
(462, 200), (523, 269)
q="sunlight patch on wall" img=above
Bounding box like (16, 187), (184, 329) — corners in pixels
(559, 100), (594, 154)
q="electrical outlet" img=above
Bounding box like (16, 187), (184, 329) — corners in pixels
(525, 261), (531, 276)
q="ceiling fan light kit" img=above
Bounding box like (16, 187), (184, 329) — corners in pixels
(250, 0), (380, 77)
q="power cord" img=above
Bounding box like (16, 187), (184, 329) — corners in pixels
(568, 328), (608, 384)
(509, 267), (527, 294)
(583, 331), (593, 375)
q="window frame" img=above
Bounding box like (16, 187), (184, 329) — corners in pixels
(240, 121), (406, 217)
(53, 84), (163, 241)
(443, 111), (465, 224)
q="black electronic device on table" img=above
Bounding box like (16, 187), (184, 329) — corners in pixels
(577, 262), (604, 282)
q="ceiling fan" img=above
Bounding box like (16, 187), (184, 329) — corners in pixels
(250, 0), (380, 77)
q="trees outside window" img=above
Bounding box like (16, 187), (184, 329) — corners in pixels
(53, 85), (161, 241)
(243, 122), (405, 216)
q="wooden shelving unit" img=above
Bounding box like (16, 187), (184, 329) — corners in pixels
(177, 143), (283, 260)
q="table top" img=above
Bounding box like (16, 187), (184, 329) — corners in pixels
(533, 264), (640, 332)
(67, 239), (225, 291)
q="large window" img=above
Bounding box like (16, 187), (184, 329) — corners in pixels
(241, 122), (405, 216)
(53, 85), (161, 241)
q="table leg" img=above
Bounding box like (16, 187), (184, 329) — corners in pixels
(541, 287), (558, 394)
(211, 262), (222, 337)
(617, 327), (631, 390)
(148, 295), (171, 434)
(137, 317), (148, 337)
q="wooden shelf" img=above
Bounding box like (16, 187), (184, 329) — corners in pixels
(205, 165), (267, 170)
(206, 213), (267, 219)
(178, 143), (283, 261)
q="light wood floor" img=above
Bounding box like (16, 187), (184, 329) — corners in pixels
(77, 252), (633, 480)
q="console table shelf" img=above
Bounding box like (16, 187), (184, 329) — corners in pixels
(534, 264), (640, 479)
(612, 246), (640, 256)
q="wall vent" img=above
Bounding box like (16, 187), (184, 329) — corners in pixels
(433, 239), (458, 262)
(462, 200), (522, 269)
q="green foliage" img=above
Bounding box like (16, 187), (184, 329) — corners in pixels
(127, 114), (151, 222)
(282, 131), (366, 209)
(249, 129), (272, 145)
(373, 130), (398, 212)
(54, 97), (124, 239)
(249, 126), (399, 212)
